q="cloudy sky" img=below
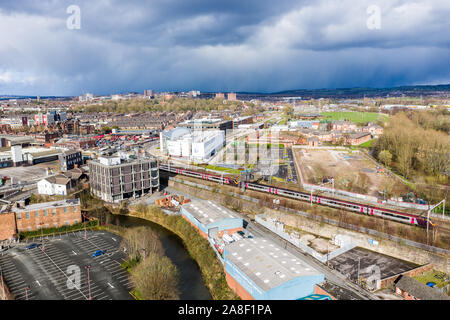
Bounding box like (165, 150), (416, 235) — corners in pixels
(0, 0), (449, 96)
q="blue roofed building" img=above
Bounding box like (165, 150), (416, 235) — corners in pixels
(222, 237), (325, 300)
(180, 199), (244, 239)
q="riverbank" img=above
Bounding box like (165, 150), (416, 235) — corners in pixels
(97, 223), (180, 300)
(118, 205), (239, 300)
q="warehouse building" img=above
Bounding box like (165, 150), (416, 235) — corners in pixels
(89, 155), (159, 203)
(222, 238), (325, 300)
(180, 199), (244, 239)
(160, 127), (225, 162)
(179, 118), (232, 132)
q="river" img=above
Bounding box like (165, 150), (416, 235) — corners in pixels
(92, 210), (212, 300)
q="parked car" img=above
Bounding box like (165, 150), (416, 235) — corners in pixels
(26, 243), (40, 250)
(92, 250), (104, 257)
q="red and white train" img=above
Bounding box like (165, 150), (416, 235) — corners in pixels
(159, 164), (434, 228)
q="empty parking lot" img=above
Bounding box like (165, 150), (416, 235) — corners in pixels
(0, 230), (133, 300)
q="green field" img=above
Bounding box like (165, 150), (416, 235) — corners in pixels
(321, 112), (388, 124)
(358, 139), (374, 148)
(204, 164), (241, 174)
(414, 270), (450, 290)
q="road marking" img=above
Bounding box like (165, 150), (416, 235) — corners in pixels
(107, 282), (114, 289)
(36, 280), (41, 286)
(72, 250), (77, 255)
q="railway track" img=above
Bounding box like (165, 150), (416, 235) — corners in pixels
(159, 163), (437, 229)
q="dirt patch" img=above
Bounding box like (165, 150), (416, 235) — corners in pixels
(309, 238), (339, 254)
(295, 148), (410, 197)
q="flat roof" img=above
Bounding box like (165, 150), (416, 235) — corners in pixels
(11, 199), (80, 212)
(182, 199), (242, 225)
(225, 237), (322, 292)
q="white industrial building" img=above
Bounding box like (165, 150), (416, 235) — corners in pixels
(160, 127), (224, 162)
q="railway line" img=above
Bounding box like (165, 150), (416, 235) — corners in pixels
(159, 163), (436, 229)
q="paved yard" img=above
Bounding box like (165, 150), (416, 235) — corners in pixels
(328, 247), (418, 282)
(0, 230), (133, 300)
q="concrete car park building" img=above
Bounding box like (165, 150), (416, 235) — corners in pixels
(222, 238), (325, 300)
(89, 155), (159, 203)
(180, 199), (244, 239)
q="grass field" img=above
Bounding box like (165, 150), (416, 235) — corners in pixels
(413, 270), (450, 290)
(321, 112), (388, 123)
(358, 139), (374, 148)
(204, 164), (241, 174)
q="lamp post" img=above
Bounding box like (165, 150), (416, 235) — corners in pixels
(85, 265), (92, 300)
(39, 222), (45, 252)
(25, 285), (30, 300)
(1, 267), (6, 300)
(82, 213), (88, 240)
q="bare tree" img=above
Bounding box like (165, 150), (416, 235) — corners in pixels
(131, 253), (179, 300)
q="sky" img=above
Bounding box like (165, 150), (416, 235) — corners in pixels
(0, 0), (449, 96)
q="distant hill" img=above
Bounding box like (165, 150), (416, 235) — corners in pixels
(236, 84), (450, 100)
(0, 95), (73, 101)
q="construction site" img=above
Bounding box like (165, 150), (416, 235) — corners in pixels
(293, 147), (411, 198)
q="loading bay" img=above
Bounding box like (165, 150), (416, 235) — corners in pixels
(0, 230), (133, 300)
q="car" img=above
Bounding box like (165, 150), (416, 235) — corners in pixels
(26, 243), (40, 250)
(92, 250), (104, 257)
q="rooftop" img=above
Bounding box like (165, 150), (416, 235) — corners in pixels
(42, 174), (71, 185)
(182, 199), (242, 225)
(394, 275), (450, 300)
(8, 198), (80, 213)
(225, 237), (322, 292)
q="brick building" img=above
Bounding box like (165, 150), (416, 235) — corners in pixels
(13, 199), (81, 233)
(0, 199), (82, 240)
(346, 132), (372, 145)
(394, 275), (449, 300)
(331, 120), (357, 132)
(0, 212), (16, 241)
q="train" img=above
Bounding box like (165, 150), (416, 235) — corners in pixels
(159, 164), (434, 228)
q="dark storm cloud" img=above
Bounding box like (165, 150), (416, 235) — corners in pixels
(0, 0), (449, 95)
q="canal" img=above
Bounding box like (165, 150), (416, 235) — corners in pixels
(90, 210), (212, 300)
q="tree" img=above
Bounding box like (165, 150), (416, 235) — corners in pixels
(131, 253), (179, 300)
(283, 105), (294, 117)
(378, 150), (392, 168)
(120, 226), (164, 261)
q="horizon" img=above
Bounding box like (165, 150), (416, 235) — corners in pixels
(2, 82), (450, 98)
